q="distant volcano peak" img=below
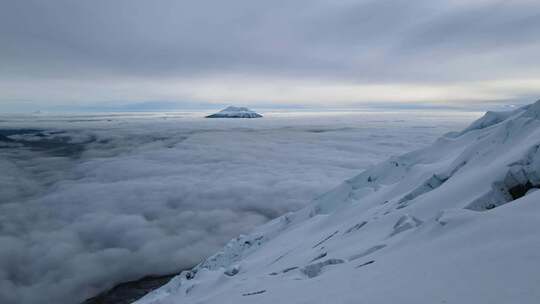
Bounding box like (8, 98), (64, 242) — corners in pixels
(206, 106), (262, 118)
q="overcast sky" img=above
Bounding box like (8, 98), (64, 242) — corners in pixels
(1, 0), (540, 111)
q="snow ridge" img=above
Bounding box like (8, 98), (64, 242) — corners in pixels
(137, 100), (540, 304)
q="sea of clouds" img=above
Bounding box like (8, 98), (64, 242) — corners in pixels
(0, 110), (480, 304)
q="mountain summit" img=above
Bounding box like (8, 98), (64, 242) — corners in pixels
(206, 106), (262, 118)
(139, 100), (540, 304)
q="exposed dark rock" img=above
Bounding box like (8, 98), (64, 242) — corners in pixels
(81, 273), (178, 304)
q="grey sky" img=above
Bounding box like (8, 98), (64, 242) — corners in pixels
(1, 0), (540, 110)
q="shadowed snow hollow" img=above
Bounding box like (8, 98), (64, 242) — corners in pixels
(137, 101), (540, 304)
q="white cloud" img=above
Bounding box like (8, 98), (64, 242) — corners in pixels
(0, 111), (479, 303)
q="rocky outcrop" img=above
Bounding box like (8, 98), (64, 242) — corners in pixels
(82, 274), (177, 304)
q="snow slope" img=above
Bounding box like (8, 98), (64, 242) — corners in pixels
(137, 101), (540, 304)
(206, 106), (263, 118)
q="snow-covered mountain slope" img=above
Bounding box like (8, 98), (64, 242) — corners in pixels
(206, 106), (263, 118)
(138, 101), (540, 304)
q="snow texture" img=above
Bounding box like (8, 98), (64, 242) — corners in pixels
(137, 101), (540, 304)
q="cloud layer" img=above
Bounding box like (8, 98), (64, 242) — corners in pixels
(0, 111), (478, 303)
(1, 0), (540, 108)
